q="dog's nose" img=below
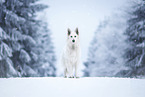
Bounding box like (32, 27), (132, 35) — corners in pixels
(72, 40), (75, 43)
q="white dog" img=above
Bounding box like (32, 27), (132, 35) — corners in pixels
(62, 28), (80, 78)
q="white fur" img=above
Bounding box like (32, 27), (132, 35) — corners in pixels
(62, 28), (80, 78)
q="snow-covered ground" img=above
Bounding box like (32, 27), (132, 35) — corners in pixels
(0, 77), (145, 97)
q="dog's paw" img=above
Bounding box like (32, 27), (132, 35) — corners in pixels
(69, 76), (74, 78)
(76, 76), (80, 78)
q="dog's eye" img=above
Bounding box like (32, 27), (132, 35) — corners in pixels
(71, 36), (73, 38)
(74, 36), (76, 38)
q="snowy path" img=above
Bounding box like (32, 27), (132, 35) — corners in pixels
(0, 77), (145, 97)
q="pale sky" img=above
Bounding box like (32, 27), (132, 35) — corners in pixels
(39, 0), (128, 73)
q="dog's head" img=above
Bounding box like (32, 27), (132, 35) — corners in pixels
(67, 28), (79, 45)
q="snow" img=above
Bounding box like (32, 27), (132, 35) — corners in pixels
(0, 77), (145, 97)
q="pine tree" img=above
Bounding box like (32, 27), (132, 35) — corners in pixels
(84, 14), (128, 77)
(0, 0), (56, 77)
(125, 0), (145, 77)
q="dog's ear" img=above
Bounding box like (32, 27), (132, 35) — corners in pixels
(68, 28), (71, 36)
(75, 28), (79, 35)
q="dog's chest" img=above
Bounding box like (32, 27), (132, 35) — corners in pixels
(66, 48), (79, 62)
(69, 49), (77, 57)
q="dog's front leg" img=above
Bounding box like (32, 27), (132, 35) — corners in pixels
(64, 68), (67, 78)
(75, 64), (79, 78)
(69, 65), (74, 78)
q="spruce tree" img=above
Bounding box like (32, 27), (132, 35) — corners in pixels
(84, 14), (128, 77)
(0, 0), (56, 77)
(0, 27), (18, 77)
(125, 0), (145, 77)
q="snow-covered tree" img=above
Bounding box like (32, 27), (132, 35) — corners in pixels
(0, 27), (18, 77)
(84, 14), (128, 77)
(32, 21), (56, 77)
(0, 0), (56, 77)
(125, 0), (145, 77)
